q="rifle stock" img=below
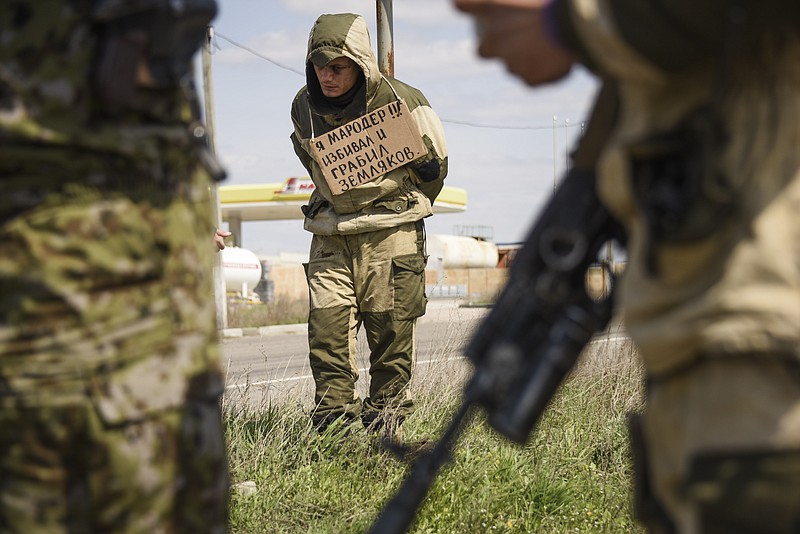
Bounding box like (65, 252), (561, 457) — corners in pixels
(368, 403), (474, 534)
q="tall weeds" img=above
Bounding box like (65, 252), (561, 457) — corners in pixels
(227, 296), (309, 328)
(223, 332), (645, 533)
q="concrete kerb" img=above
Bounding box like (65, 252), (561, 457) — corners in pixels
(220, 323), (308, 338)
(218, 298), (490, 338)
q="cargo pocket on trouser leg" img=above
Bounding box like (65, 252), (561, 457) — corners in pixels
(391, 254), (427, 321)
(685, 449), (800, 534)
(360, 252), (426, 432)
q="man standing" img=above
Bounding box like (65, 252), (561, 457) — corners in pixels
(290, 13), (448, 439)
(0, 1), (228, 531)
(454, 0), (800, 531)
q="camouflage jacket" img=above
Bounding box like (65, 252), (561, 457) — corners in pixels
(552, 0), (800, 374)
(0, 0), (222, 411)
(290, 13), (448, 236)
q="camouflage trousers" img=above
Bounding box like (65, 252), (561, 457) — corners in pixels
(0, 388), (228, 534)
(634, 357), (800, 533)
(0, 152), (229, 532)
(305, 221), (428, 432)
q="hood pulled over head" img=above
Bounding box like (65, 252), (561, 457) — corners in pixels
(305, 13), (381, 116)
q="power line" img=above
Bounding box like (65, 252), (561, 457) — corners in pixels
(214, 32), (304, 76)
(212, 30), (587, 132)
(441, 118), (583, 130)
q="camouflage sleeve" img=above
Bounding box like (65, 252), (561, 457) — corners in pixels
(290, 91), (316, 177)
(407, 92), (448, 203)
(290, 131), (315, 177)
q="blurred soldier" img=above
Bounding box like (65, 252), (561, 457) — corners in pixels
(290, 13), (448, 439)
(454, 0), (800, 531)
(0, 1), (229, 532)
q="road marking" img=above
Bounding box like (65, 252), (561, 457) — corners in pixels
(224, 335), (631, 390)
(224, 355), (467, 390)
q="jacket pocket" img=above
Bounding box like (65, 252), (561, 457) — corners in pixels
(392, 254), (428, 321)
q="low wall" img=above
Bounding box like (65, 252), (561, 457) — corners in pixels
(425, 267), (507, 303)
(264, 263), (624, 304)
(267, 264), (508, 304)
(268, 264), (308, 301)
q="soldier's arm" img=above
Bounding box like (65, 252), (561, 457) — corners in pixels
(290, 130), (315, 177)
(550, 0), (799, 77)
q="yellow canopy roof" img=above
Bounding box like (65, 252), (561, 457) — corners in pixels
(219, 177), (467, 222)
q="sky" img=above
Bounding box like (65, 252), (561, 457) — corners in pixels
(207, 0), (600, 258)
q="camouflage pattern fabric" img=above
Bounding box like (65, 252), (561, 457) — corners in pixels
(0, 382), (227, 533)
(0, 0), (228, 532)
(306, 221), (426, 432)
(553, 1), (800, 530)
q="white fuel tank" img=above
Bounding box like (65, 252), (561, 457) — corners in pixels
(221, 247), (263, 295)
(427, 234), (498, 269)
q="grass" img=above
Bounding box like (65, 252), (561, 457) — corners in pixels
(227, 296), (309, 328)
(223, 332), (645, 533)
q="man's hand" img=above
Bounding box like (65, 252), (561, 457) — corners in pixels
(214, 229), (232, 251)
(453, 0), (575, 86)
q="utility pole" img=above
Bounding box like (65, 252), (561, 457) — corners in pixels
(202, 26), (228, 330)
(376, 0), (394, 77)
(564, 117), (570, 172)
(552, 115), (557, 192)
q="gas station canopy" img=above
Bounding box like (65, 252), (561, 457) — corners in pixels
(219, 177), (467, 222)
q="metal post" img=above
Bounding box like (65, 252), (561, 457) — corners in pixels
(229, 215), (242, 247)
(552, 115), (557, 192)
(202, 27), (228, 330)
(605, 241), (614, 296)
(376, 0), (394, 77)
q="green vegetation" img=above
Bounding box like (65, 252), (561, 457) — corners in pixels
(227, 296), (309, 328)
(223, 339), (645, 533)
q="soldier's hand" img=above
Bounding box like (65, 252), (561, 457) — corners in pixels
(453, 0), (575, 86)
(214, 229), (232, 251)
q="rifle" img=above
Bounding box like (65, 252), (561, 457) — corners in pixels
(368, 82), (624, 534)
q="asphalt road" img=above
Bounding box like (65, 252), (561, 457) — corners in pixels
(220, 299), (630, 411)
(220, 300), (488, 410)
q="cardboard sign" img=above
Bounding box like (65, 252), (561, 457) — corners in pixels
(309, 99), (428, 195)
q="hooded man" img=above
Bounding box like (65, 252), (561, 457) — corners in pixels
(290, 13), (448, 438)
